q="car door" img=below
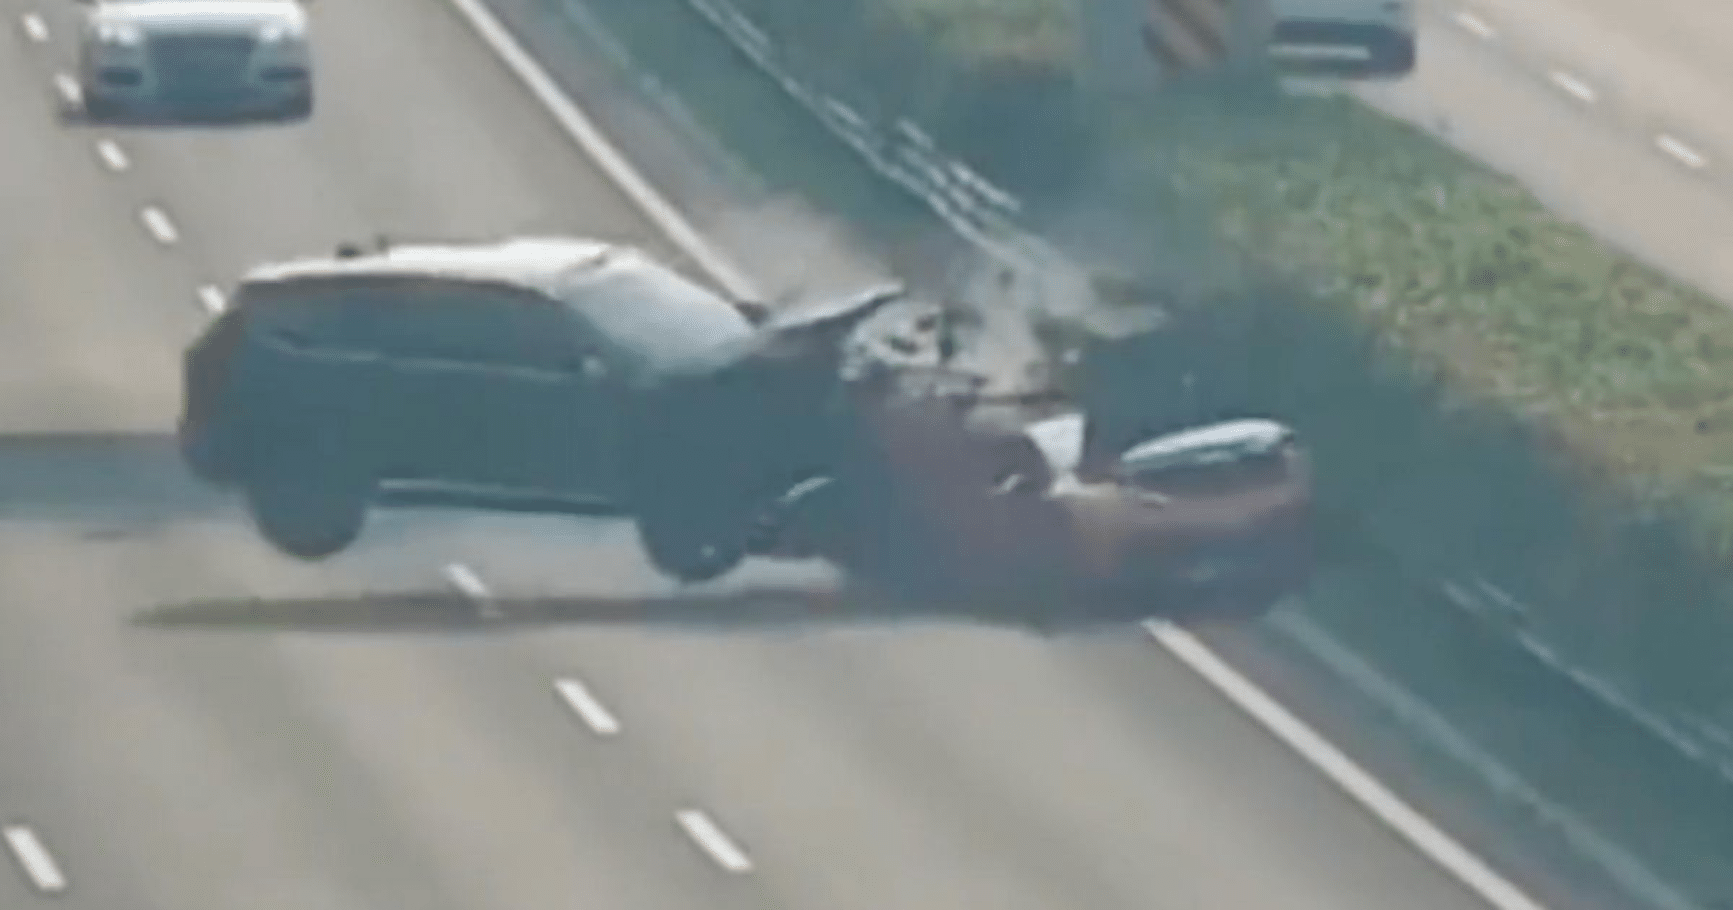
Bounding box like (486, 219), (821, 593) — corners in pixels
(309, 278), (509, 486)
(363, 280), (617, 502)
(471, 289), (623, 504)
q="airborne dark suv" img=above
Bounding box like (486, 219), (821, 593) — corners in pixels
(180, 236), (868, 576)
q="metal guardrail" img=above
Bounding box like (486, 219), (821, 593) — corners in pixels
(683, 0), (1041, 262)
(1440, 575), (1733, 781)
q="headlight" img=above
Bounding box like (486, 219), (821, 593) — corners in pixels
(94, 22), (142, 45)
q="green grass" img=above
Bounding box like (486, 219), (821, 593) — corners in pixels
(1114, 90), (1733, 556)
(877, 0), (1079, 71)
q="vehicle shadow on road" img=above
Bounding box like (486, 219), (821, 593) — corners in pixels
(0, 431), (228, 522)
(130, 583), (1151, 637)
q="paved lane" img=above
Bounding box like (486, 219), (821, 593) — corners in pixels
(0, 0), (1543, 908)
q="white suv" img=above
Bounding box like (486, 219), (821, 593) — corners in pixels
(179, 234), (906, 582)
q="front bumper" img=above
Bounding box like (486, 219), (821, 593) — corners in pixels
(80, 38), (311, 115)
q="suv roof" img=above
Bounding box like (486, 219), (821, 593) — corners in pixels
(238, 236), (624, 296)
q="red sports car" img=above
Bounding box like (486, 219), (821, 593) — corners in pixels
(756, 373), (1315, 625)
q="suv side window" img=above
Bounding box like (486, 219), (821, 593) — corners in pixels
(242, 278), (376, 353)
(248, 277), (591, 370)
(362, 278), (587, 372)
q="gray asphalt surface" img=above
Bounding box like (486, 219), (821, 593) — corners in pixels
(0, 0), (1516, 908)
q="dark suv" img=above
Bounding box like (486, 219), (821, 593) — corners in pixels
(178, 236), (779, 564)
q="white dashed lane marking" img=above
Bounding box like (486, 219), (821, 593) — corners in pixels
(20, 14), (47, 42)
(1547, 71), (1596, 104)
(52, 73), (80, 107)
(3, 825), (66, 894)
(197, 286), (226, 314)
(442, 562), (500, 619)
(139, 206), (178, 244)
(554, 678), (621, 736)
(1454, 10), (1495, 39)
(1655, 134), (1708, 169)
(674, 809), (752, 873)
(95, 139), (128, 171)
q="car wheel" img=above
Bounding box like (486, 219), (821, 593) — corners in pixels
(636, 514), (745, 584)
(245, 469), (370, 560)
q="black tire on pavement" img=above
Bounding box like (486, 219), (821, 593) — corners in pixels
(636, 513), (745, 584)
(245, 469), (370, 561)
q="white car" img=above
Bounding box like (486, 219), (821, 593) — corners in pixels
(76, 0), (312, 120)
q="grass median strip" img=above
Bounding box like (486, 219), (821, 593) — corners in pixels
(1122, 90), (1733, 556)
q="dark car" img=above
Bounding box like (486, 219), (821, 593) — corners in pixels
(178, 235), (899, 574)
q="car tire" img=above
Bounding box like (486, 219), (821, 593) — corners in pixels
(636, 513), (745, 584)
(245, 469), (370, 561)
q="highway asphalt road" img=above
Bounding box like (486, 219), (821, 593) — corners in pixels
(1356, 0), (1733, 305)
(0, 0), (1541, 908)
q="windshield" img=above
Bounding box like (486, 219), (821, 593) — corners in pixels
(559, 261), (753, 373)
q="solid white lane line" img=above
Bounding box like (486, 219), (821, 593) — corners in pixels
(554, 678), (620, 736)
(2, 825), (67, 894)
(20, 14), (47, 42)
(1546, 71), (1596, 104)
(52, 73), (80, 106)
(196, 285), (226, 314)
(674, 809), (752, 873)
(1655, 134), (1708, 169)
(442, 562), (500, 619)
(438, 0), (756, 300)
(1144, 621), (1549, 910)
(95, 139), (129, 171)
(139, 206), (178, 244)
(1454, 10), (1495, 39)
